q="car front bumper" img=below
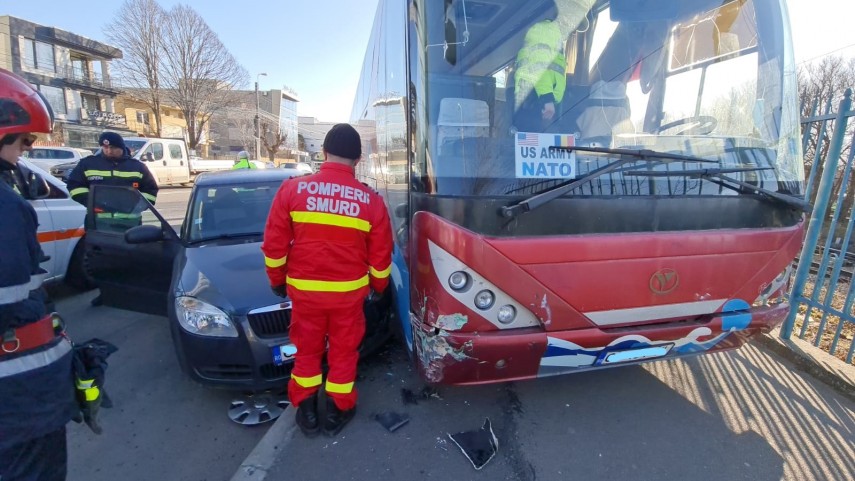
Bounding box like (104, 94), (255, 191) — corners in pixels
(171, 304), (294, 391)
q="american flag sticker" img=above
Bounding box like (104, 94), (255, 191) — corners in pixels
(517, 132), (539, 146)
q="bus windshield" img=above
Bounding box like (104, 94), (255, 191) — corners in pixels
(419, 0), (803, 198)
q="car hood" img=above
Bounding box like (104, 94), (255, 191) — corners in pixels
(176, 240), (283, 314)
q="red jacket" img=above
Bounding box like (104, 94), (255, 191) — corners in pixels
(262, 162), (393, 302)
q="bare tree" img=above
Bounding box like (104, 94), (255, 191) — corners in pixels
(260, 121), (288, 161)
(105, 0), (167, 136)
(160, 4), (248, 151)
(230, 111), (256, 157)
(798, 56), (855, 189)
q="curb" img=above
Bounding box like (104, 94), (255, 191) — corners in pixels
(754, 328), (855, 404)
(230, 406), (297, 481)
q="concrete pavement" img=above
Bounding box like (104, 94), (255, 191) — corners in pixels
(231, 332), (855, 481)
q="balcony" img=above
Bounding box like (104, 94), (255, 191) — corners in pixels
(61, 66), (120, 95)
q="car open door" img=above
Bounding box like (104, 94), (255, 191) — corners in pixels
(84, 185), (181, 316)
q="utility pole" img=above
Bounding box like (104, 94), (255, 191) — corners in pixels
(255, 72), (267, 159)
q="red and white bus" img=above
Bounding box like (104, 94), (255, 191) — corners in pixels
(352, 0), (806, 384)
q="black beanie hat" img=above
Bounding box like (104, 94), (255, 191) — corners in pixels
(323, 123), (361, 160)
(99, 131), (126, 150)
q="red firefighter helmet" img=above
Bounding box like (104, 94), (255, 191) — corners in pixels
(0, 67), (54, 137)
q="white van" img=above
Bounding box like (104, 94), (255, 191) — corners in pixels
(124, 137), (192, 186)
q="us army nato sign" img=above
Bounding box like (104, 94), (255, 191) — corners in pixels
(515, 132), (577, 179)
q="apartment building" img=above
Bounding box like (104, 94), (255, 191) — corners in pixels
(0, 15), (129, 149)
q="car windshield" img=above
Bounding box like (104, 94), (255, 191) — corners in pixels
(186, 181), (282, 243)
(124, 140), (147, 157)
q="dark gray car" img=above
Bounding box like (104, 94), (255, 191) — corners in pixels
(83, 168), (391, 391)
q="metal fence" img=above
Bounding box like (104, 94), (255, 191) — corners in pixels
(784, 88), (855, 364)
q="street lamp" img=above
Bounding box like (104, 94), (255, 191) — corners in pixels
(255, 72), (268, 160)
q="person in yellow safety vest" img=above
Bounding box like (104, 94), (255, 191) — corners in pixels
(232, 150), (257, 170)
(512, 0), (596, 133)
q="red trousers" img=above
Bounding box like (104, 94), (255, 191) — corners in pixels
(287, 291), (365, 411)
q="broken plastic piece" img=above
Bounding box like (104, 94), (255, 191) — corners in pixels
(374, 412), (410, 432)
(447, 418), (499, 470)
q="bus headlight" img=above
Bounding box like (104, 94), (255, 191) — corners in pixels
(448, 271), (471, 292)
(474, 290), (495, 310)
(497, 305), (517, 324)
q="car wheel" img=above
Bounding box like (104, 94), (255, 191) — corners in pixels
(65, 239), (95, 291)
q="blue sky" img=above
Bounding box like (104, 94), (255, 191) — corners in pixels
(2, 0), (380, 122)
(2, 0), (852, 122)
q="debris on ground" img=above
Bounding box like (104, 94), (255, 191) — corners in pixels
(401, 386), (442, 405)
(374, 411), (410, 432)
(447, 418), (499, 470)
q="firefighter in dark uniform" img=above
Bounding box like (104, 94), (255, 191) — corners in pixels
(66, 131), (158, 306)
(67, 131), (159, 209)
(0, 68), (77, 481)
(263, 124), (393, 437)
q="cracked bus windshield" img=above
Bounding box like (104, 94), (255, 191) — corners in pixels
(415, 0), (803, 199)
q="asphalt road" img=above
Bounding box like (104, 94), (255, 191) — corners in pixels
(53, 186), (271, 481)
(267, 341), (855, 481)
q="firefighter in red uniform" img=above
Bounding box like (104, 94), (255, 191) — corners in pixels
(262, 123), (393, 437)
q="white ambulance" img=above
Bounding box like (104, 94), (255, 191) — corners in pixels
(19, 159), (89, 289)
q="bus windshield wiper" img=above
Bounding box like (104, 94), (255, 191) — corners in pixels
(624, 167), (813, 212)
(500, 146), (720, 219)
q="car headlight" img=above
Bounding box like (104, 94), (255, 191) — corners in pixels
(175, 296), (238, 337)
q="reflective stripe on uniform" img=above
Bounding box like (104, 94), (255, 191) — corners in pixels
(0, 272), (47, 305)
(290, 211), (371, 232)
(0, 339), (71, 378)
(292, 373), (322, 388)
(113, 171), (144, 179)
(84, 170), (113, 177)
(369, 264), (391, 279)
(76, 378), (100, 401)
(142, 192), (157, 203)
(265, 255), (287, 268)
(70, 187), (89, 197)
(286, 275), (369, 292)
(325, 380), (354, 394)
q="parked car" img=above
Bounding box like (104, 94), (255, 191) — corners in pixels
(81, 168), (391, 390)
(50, 159), (79, 183)
(18, 159), (90, 289)
(278, 162), (314, 175)
(24, 146), (92, 178)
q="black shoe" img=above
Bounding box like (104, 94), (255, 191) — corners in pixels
(323, 397), (356, 437)
(295, 394), (320, 437)
(90, 294), (103, 307)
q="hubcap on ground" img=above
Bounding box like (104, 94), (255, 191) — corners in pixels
(228, 393), (289, 425)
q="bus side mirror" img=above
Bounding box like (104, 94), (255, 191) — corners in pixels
(142, 152), (154, 162)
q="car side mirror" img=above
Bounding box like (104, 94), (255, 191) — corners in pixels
(26, 170), (51, 200)
(142, 152), (154, 162)
(125, 224), (164, 244)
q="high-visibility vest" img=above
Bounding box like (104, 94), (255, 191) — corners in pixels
(514, 20), (567, 107)
(232, 159), (257, 170)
